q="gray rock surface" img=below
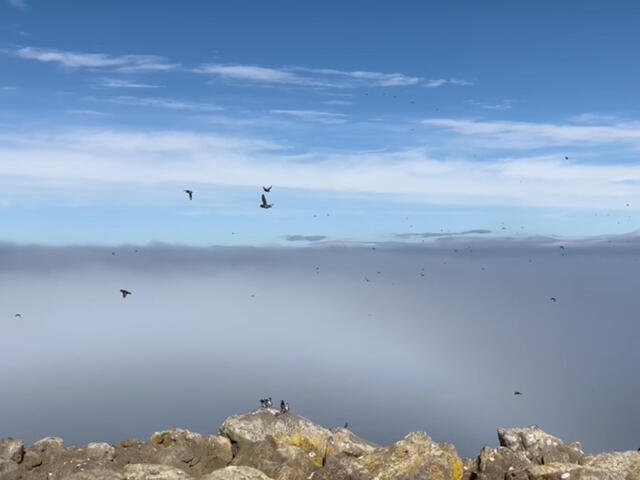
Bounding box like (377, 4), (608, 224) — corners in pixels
(201, 466), (272, 480)
(1, 412), (638, 480)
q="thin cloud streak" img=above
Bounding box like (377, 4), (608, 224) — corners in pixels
(7, 0), (27, 9)
(270, 109), (348, 124)
(99, 78), (162, 89)
(14, 47), (179, 72)
(422, 117), (640, 149)
(106, 96), (223, 112)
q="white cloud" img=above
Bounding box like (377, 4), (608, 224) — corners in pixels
(65, 109), (106, 116)
(468, 99), (514, 110)
(7, 0), (27, 9)
(3, 128), (640, 209)
(197, 63), (427, 88)
(424, 78), (473, 88)
(421, 117), (640, 149)
(324, 100), (353, 106)
(99, 78), (162, 89)
(106, 95), (223, 112)
(14, 47), (179, 72)
(270, 109), (348, 124)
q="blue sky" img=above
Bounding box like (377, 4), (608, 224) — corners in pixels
(2, 0), (640, 245)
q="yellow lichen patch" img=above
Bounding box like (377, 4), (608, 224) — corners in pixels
(278, 434), (325, 468)
(453, 458), (463, 480)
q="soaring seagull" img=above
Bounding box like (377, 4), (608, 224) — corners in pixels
(260, 194), (273, 209)
(184, 189), (193, 200)
(14, 313), (22, 318)
(263, 186), (272, 192)
(514, 391), (523, 396)
(120, 289), (132, 299)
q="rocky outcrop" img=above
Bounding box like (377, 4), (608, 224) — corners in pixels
(1, 411), (638, 480)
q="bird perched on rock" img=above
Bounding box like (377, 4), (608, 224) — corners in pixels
(184, 189), (193, 200)
(514, 391), (523, 395)
(280, 400), (289, 414)
(260, 194), (273, 209)
(344, 421), (349, 428)
(120, 289), (132, 299)
(260, 397), (272, 408)
(263, 186), (272, 192)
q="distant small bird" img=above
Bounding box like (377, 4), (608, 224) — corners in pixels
(263, 186), (272, 192)
(14, 313), (22, 318)
(260, 194), (273, 209)
(120, 289), (132, 299)
(280, 400), (289, 414)
(266, 397), (272, 408)
(111, 252), (116, 256)
(514, 391), (523, 396)
(564, 156), (569, 160)
(550, 297), (557, 302)
(560, 246), (565, 250)
(364, 277), (370, 282)
(184, 189), (193, 200)
(344, 421), (349, 429)
(260, 397), (272, 408)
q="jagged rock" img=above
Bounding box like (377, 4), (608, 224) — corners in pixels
(231, 436), (316, 480)
(0, 459), (20, 480)
(581, 451), (640, 480)
(475, 445), (531, 479)
(87, 443), (116, 462)
(461, 458), (477, 480)
(113, 429), (231, 477)
(0, 439), (24, 464)
(21, 450), (43, 470)
(201, 466), (273, 480)
(315, 431), (463, 480)
(326, 428), (379, 458)
(123, 463), (194, 480)
(221, 409), (331, 460)
(498, 427), (583, 465)
(525, 462), (617, 480)
(66, 467), (124, 480)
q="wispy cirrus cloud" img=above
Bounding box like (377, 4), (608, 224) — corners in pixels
(7, 0), (27, 9)
(467, 99), (514, 110)
(13, 47), (179, 72)
(270, 109), (348, 124)
(395, 229), (492, 239)
(284, 235), (328, 242)
(196, 63), (465, 89)
(4, 127), (640, 209)
(424, 78), (474, 88)
(421, 117), (640, 149)
(105, 95), (222, 112)
(98, 78), (162, 89)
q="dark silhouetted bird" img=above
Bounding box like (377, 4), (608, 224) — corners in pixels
(365, 277), (370, 282)
(344, 422), (349, 428)
(120, 289), (131, 299)
(263, 186), (272, 192)
(514, 391), (523, 395)
(14, 313), (21, 318)
(564, 156), (569, 160)
(260, 194), (273, 209)
(550, 297), (557, 302)
(280, 400), (289, 414)
(184, 189), (193, 200)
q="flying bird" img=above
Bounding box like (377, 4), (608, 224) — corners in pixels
(564, 156), (569, 160)
(263, 186), (272, 192)
(260, 194), (273, 209)
(184, 189), (193, 200)
(120, 289), (132, 299)
(550, 297), (557, 302)
(14, 313), (22, 318)
(514, 391), (523, 396)
(364, 277), (370, 282)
